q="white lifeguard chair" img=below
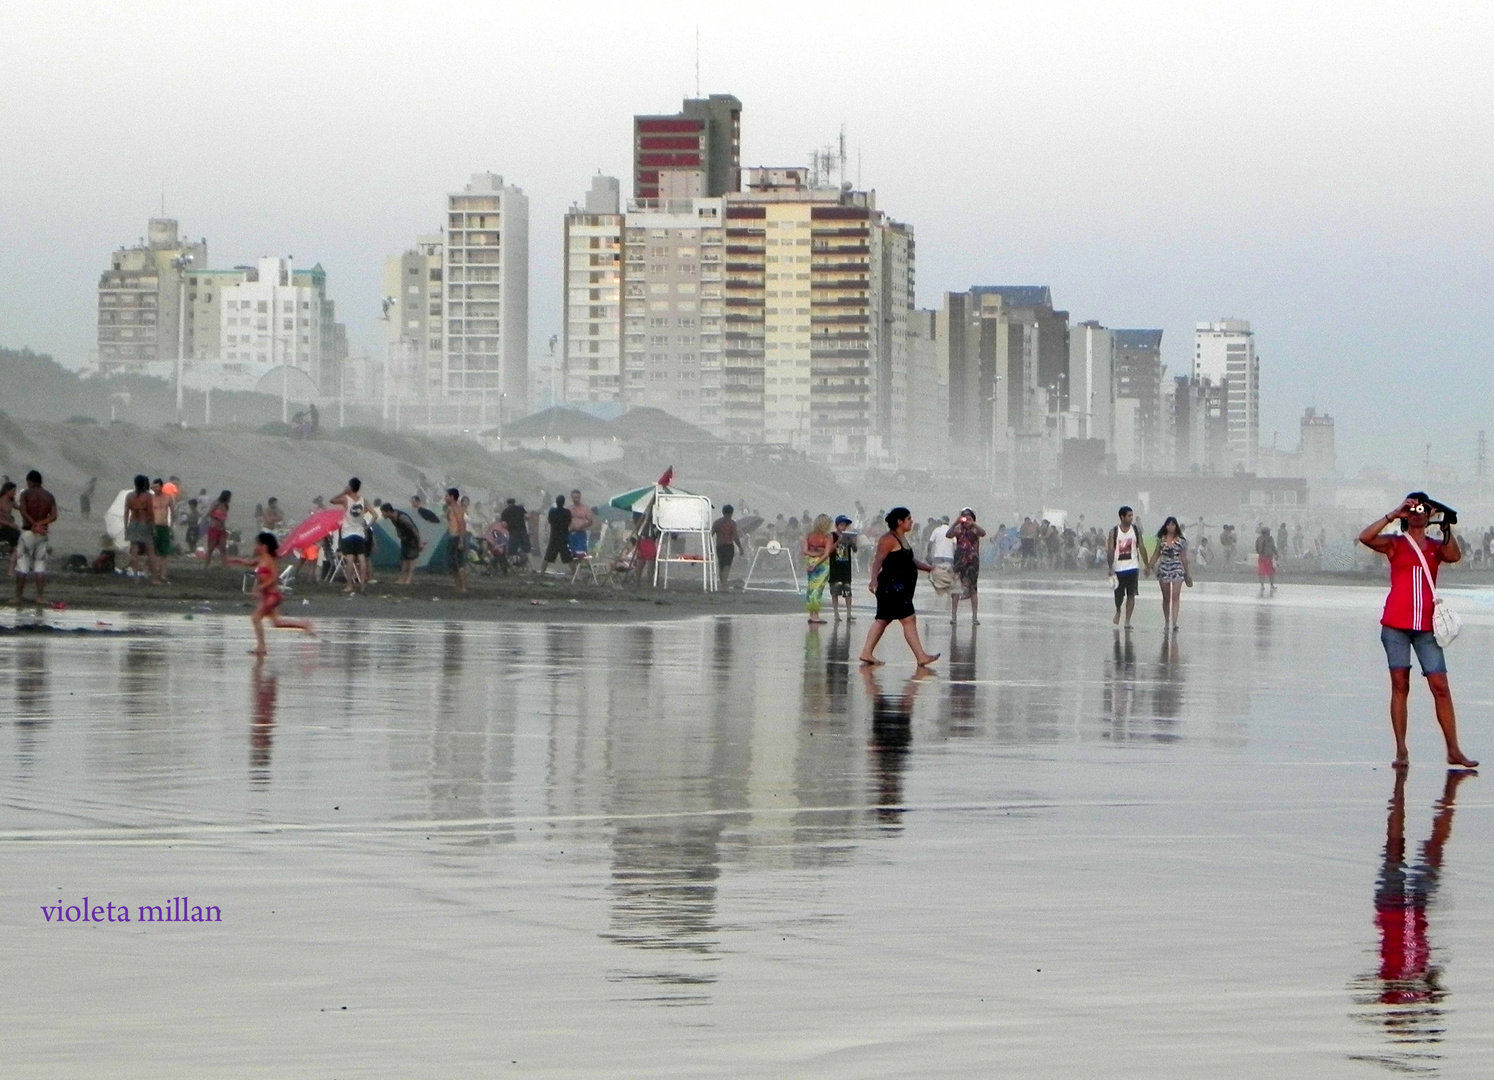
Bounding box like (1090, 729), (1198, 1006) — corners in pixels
(651, 492), (718, 591)
(744, 539), (801, 593)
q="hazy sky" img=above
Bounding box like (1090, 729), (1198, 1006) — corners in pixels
(2, 1), (1490, 474)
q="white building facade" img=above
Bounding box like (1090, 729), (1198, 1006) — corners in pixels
(561, 177), (625, 404)
(443, 173), (529, 408)
(218, 257), (341, 394)
(1068, 320), (1114, 446)
(1194, 318), (1259, 473)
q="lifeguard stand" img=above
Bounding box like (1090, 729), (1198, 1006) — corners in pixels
(651, 492), (718, 591)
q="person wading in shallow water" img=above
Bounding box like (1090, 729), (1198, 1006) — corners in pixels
(1358, 493), (1477, 770)
(858, 507), (939, 668)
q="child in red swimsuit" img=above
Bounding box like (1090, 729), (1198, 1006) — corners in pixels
(231, 532), (314, 655)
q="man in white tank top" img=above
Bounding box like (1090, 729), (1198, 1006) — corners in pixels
(1107, 505), (1143, 627)
(331, 477), (369, 593)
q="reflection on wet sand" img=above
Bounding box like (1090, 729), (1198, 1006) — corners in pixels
(862, 667), (930, 831)
(1151, 632), (1183, 732)
(250, 658), (276, 782)
(9, 588), (1457, 1074)
(943, 629), (978, 738)
(1351, 769), (1476, 1073)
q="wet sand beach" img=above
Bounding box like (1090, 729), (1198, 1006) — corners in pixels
(4, 581), (1494, 1077)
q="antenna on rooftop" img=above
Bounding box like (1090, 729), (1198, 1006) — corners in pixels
(694, 26), (700, 97)
(1477, 430), (1488, 488)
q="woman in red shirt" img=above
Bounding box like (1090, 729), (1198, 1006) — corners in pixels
(1358, 494), (1477, 769)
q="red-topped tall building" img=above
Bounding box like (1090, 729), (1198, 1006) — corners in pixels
(633, 94), (742, 201)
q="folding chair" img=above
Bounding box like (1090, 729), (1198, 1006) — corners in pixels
(569, 552), (602, 585)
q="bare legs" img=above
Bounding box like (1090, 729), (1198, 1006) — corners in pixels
(1389, 667), (1479, 769)
(951, 585), (979, 626)
(249, 607), (315, 656)
(859, 615), (939, 667)
(1159, 580), (1182, 629)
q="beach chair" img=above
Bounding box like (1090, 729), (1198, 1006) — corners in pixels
(569, 552), (602, 585)
(242, 561), (298, 595)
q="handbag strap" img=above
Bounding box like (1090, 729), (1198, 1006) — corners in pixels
(1403, 534), (1441, 602)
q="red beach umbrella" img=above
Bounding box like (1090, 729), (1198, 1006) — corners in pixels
(281, 508), (345, 551)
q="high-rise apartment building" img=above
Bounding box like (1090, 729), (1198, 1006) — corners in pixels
(1194, 318), (1259, 473)
(904, 308), (948, 472)
(1299, 407), (1336, 478)
(633, 94), (742, 201)
(381, 235), (445, 402)
(1112, 329), (1165, 471)
(621, 198), (726, 428)
(560, 177), (625, 404)
(719, 168), (913, 467)
(96, 219), (207, 370)
(1170, 374), (1228, 474)
(444, 173), (528, 407)
(218, 257), (344, 395)
(1068, 321), (1114, 446)
(558, 178), (726, 426)
(935, 285), (1069, 487)
(972, 286), (1070, 431)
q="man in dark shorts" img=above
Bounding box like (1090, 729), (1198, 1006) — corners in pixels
(542, 494), (573, 573)
(443, 487), (468, 593)
(712, 504), (745, 586)
(1106, 505), (1143, 627)
(829, 514), (858, 620)
(150, 477), (174, 584)
(381, 502), (423, 585)
(15, 470), (58, 604)
(125, 474), (153, 579)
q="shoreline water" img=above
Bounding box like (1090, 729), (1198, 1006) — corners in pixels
(2, 560), (1426, 628)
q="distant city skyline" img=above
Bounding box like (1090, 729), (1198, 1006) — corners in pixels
(3, 2), (1491, 475)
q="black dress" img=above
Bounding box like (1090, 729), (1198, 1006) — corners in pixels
(874, 538), (918, 622)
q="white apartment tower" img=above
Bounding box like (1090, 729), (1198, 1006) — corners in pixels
(559, 177), (728, 429)
(561, 177), (625, 404)
(1194, 318), (1259, 473)
(218, 257), (341, 393)
(622, 198), (727, 428)
(444, 173), (528, 408)
(1069, 321), (1114, 446)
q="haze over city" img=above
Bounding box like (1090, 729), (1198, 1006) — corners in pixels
(2, 0), (1492, 472)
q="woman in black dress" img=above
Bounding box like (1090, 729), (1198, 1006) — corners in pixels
(859, 507), (940, 667)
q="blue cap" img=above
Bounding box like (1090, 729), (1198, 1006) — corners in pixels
(835, 515), (853, 525)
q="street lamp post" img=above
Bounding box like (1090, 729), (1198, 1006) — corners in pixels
(172, 253), (194, 424)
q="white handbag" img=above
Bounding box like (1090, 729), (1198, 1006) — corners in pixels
(1405, 535), (1463, 648)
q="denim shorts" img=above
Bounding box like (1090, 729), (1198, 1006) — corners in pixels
(1381, 625), (1447, 676)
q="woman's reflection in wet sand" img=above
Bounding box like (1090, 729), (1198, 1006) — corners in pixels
(1351, 769), (1476, 1072)
(861, 667), (931, 831)
(1151, 632), (1183, 736)
(249, 656), (277, 783)
(943, 629), (978, 739)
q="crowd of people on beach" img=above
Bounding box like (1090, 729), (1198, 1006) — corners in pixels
(0, 465), (1486, 768)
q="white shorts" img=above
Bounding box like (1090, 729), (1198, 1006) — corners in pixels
(16, 530), (48, 575)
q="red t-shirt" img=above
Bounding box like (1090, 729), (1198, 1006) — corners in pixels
(1381, 535), (1442, 632)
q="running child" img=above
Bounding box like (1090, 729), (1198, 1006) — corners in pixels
(230, 531), (315, 655)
